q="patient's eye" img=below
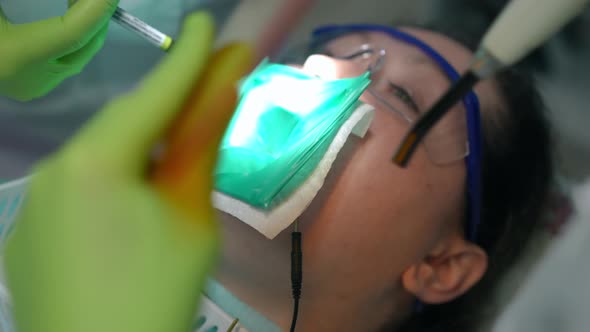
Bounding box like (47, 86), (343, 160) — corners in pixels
(387, 82), (420, 113)
(334, 48), (374, 61)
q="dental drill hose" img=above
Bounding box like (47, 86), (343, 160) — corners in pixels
(393, 0), (590, 166)
(290, 222), (302, 332)
(477, 0), (590, 78)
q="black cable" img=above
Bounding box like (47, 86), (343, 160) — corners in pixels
(393, 71), (479, 167)
(289, 228), (302, 332)
(290, 297), (300, 332)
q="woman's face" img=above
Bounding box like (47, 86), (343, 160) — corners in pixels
(217, 27), (501, 330)
(297, 28), (499, 305)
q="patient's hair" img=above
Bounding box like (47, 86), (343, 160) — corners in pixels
(384, 25), (554, 332)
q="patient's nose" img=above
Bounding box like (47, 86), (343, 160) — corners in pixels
(302, 54), (366, 79)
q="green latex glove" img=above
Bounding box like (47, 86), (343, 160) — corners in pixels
(4, 12), (225, 332)
(0, 0), (119, 101)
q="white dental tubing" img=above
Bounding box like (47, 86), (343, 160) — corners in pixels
(472, 0), (589, 78)
(394, 0), (589, 166)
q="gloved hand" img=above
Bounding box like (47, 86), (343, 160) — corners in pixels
(4, 11), (253, 332)
(0, 0), (119, 101)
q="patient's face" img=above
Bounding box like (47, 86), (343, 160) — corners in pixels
(296, 28), (500, 303)
(216, 27), (502, 328)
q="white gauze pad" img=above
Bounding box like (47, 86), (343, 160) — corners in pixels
(212, 103), (374, 239)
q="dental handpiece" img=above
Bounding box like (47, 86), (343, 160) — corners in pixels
(393, 0), (590, 167)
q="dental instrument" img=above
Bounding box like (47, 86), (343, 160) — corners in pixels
(393, 0), (590, 167)
(111, 7), (174, 51)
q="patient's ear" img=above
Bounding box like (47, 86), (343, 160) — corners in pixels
(401, 231), (488, 304)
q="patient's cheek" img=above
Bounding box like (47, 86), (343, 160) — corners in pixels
(367, 109), (412, 147)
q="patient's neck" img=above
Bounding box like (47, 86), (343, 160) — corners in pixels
(214, 212), (410, 331)
(214, 212), (293, 327)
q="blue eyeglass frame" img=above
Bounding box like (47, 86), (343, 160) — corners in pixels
(310, 24), (482, 243)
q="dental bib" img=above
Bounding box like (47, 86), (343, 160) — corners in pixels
(213, 58), (374, 239)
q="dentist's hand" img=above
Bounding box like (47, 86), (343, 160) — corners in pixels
(4, 12), (253, 332)
(0, 0), (119, 101)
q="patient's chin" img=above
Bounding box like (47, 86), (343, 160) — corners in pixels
(215, 209), (292, 245)
(216, 210), (262, 238)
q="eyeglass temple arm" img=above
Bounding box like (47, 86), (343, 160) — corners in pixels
(393, 0), (589, 167)
(392, 72), (478, 167)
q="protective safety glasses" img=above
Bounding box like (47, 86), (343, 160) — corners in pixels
(281, 24), (482, 242)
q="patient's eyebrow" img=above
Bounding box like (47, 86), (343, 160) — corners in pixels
(406, 53), (447, 77)
(394, 53), (452, 114)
